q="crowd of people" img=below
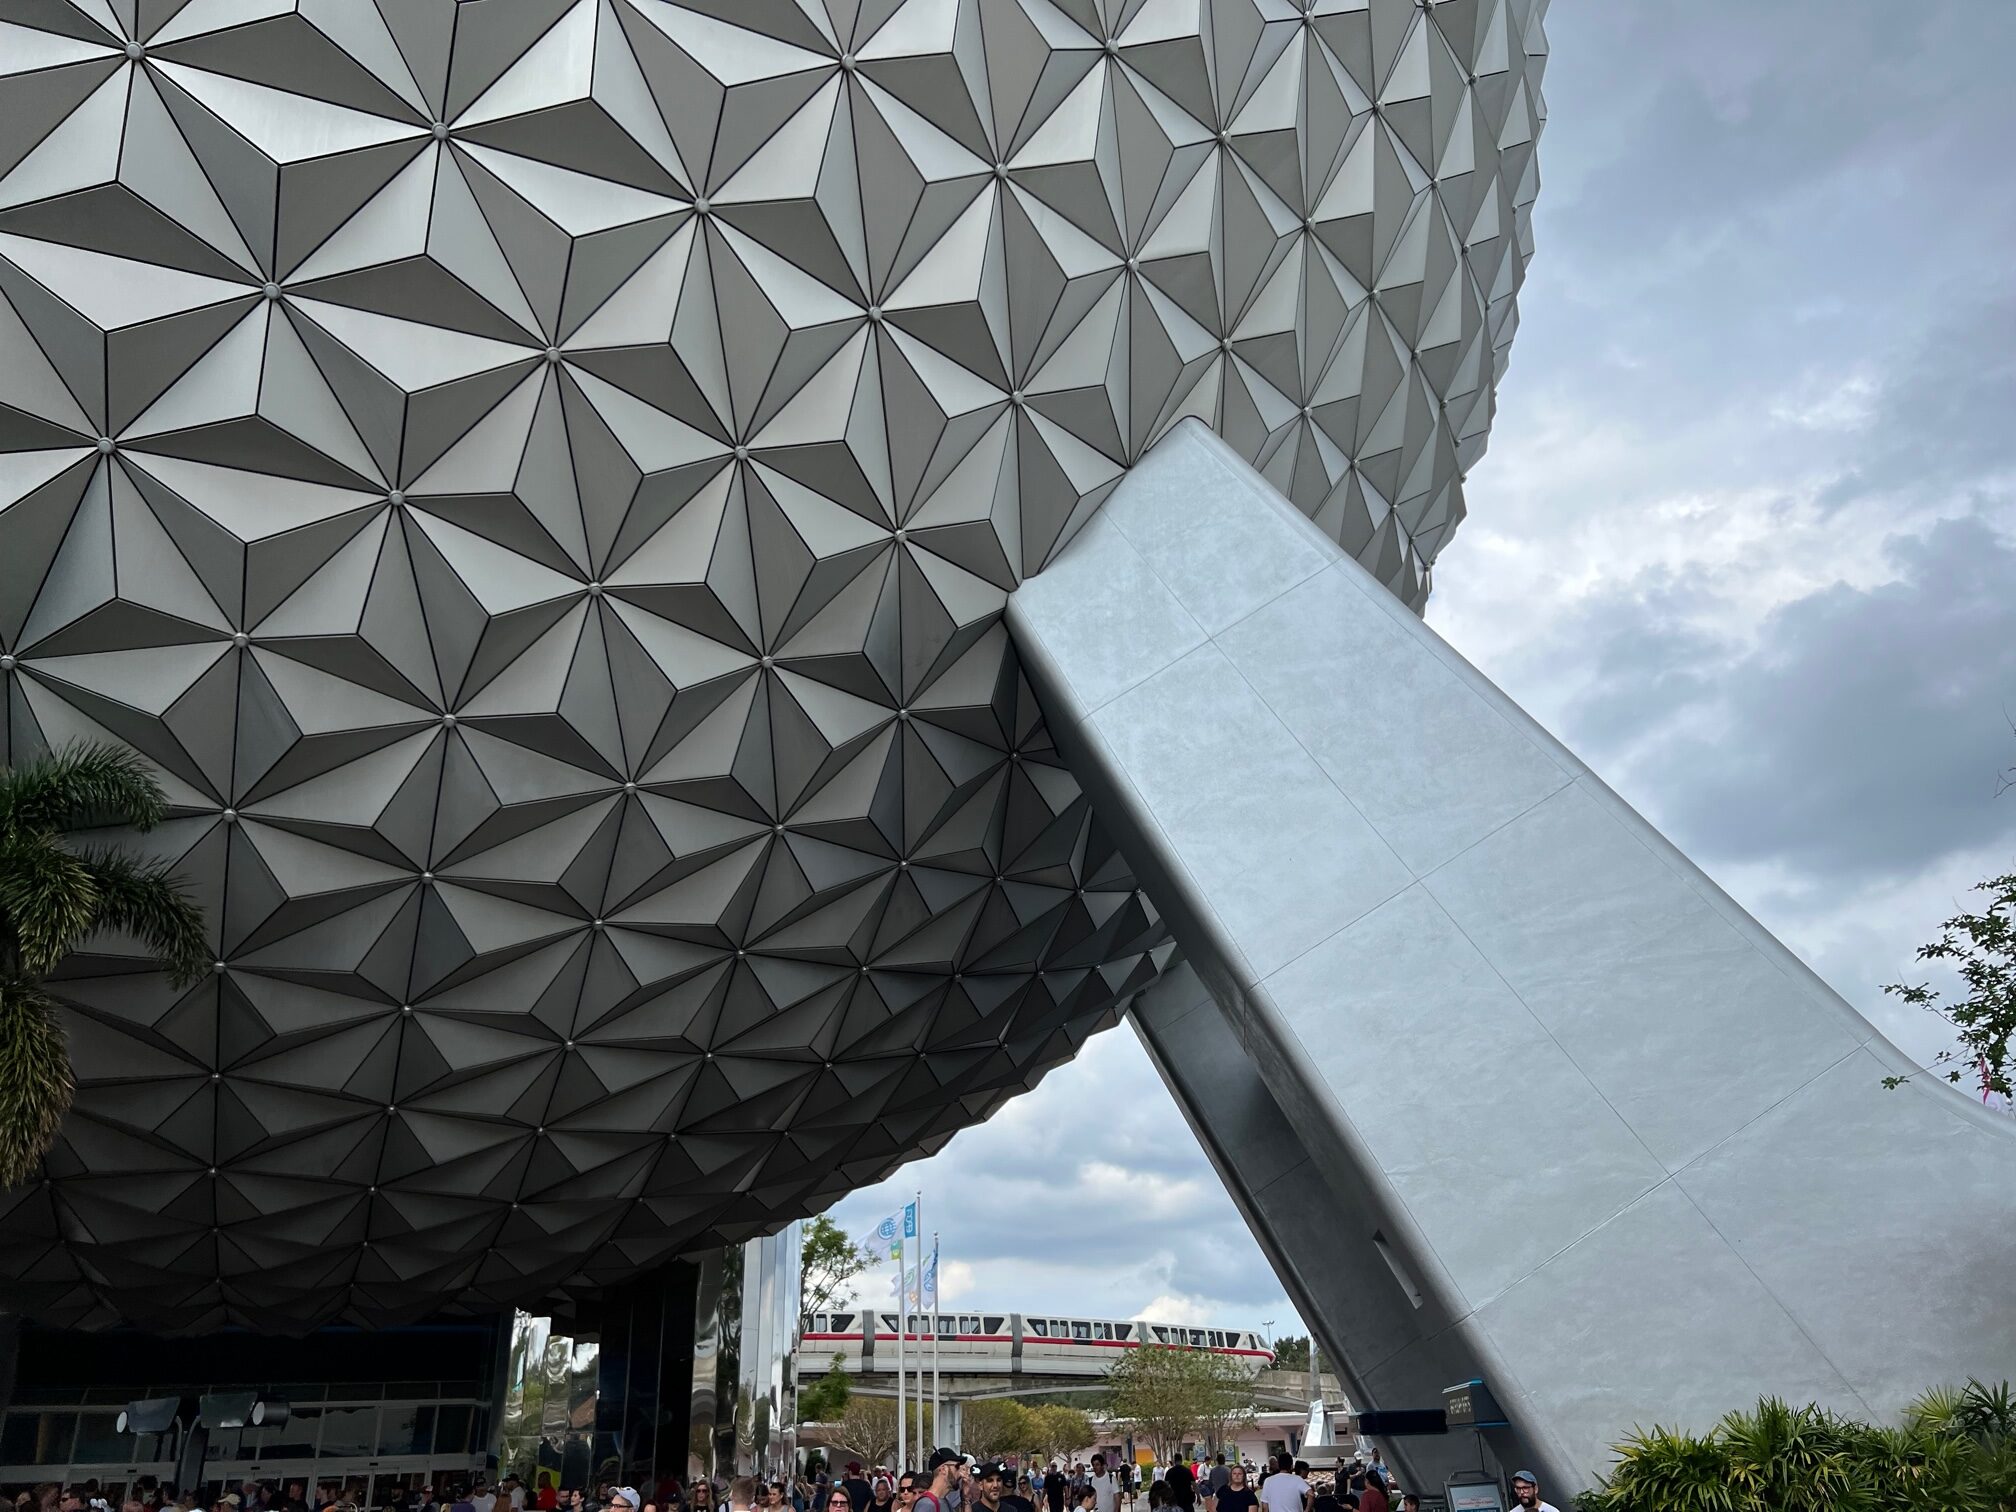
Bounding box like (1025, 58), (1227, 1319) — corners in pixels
(805, 1447), (1555, 1512)
(9, 1453), (1556, 1512)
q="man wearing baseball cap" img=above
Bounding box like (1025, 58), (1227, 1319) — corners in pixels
(1507, 1471), (1555, 1512)
(967, 1464), (1029, 1512)
(914, 1450), (971, 1512)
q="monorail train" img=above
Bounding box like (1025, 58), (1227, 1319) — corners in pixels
(801, 1312), (1274, 1379)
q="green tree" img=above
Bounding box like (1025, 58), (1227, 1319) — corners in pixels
(1105, 1345), (1254, 1463)
(1884, 872), (2016, 1097)
(1028, 1404), (1095, 1462)
(1, 744), (209, 1186)
(962, 1400), (1034, 1459)
(1270, 1335), (1310, 1370)
(825, 1396), (933, 1471)
(800, 1353), (854, 1422)
(804, 1214), (876, 1318)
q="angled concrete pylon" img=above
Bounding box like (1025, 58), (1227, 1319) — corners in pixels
(1008, 419), (2016, 1497)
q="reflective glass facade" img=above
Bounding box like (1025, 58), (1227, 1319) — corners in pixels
(1, 1229), (796, 1496)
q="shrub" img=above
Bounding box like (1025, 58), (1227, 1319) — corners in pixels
(1579, 1381), (2016, 1511)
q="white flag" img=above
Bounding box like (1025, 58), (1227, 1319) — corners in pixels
(920, 1245), (939, 1310)
(874, 1209), (904, 1261)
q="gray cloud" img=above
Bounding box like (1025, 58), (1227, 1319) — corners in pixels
(1555, 514), (2016, 881)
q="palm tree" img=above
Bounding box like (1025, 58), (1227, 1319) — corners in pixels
(0, 742), (211, 1188)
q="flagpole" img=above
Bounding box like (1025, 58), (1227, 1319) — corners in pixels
(897, 1224), (908, 1475)
(930, 1232), (942, 1449)
(914, 1189), (925, 1454)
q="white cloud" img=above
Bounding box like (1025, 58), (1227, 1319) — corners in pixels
(1132, 1295), (1217, 1327)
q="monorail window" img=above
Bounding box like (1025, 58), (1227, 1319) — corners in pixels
(1190, 1329), (1205, 1346)
(984, 1315), (1005, 1333)
(1029, 1319), (1047, 1337)
(834, 1313), (855, 1332)
(1073, 1321), (1091, 1340)
(1095, 1322), (1113, 1340)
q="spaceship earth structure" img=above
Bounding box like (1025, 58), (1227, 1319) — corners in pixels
(0, 0), (1547, 1331)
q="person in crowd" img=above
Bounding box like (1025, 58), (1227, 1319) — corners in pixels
(608, 1490), (642, 1512)
(1506, 1472), (1554, 1512)
(915, 1450), (967, 1512)
(971, 1462), (1028, 1512)
(1210, 1464), (1253, 1512)
(1204, 1459), (1226, 1504)
(1397, 1497), (1419, 1512)
(892, 1472), (919, 1512)
(1254, 1460), (1304, 1512)
(535, 1483), (558, 1512)
(1083, 1455), (1117, 1512)
(1073, 1491), (1093, 1512)
(1352, 1474), (1385, 1512)
(1040, 1465), (1064, 1512)
(726, 1482), (760, 1512)
(822, 1485), (853, 1512)
(866, 1481), (893, 1512)
(838, 1468), (870, 1512)
(1159, 1468), (1191, 1512)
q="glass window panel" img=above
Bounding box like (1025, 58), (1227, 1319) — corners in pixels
(318, 1406), (377, 1459)
(258, 1405), (320, 1461)
(434, 1404), (474, 1457)
(3, 1411), (75, 1465)
(378, 1403), (434, 1458)
(70, 1411), (128, 1463)
(1072, 1322), (1090, 1340)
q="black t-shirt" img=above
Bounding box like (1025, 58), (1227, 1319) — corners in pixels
(1042, 1477), (1065, 1511)
(843, 1483), (872, 1512)
(1216, 1491), (1257, 1512)
(999, 1498), (1035, 1512)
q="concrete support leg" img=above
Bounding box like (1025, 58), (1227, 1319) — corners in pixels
(1008, 419), (2016, 1496)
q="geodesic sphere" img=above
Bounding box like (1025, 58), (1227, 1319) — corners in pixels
(0, 0), (1545, 1331)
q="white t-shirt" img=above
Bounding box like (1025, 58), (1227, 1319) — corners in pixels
(472, 1495), (496, 1512)
(1255, 1475), (1306, 1512)
(1086, 1475), (1118, 1512)
(510, 1493), (527, 1512)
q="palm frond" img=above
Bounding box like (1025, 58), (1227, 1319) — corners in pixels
(0, 833), (100, 976)
(0, 741), (170, 836)
(0, 978), (74, 1189)
(75, 845), (212, 987)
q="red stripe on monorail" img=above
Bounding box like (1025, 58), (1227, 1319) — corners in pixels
(802, 1333), (1271, 1358)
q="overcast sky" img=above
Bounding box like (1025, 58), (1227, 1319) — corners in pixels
(825, 1), (2016, 1341)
